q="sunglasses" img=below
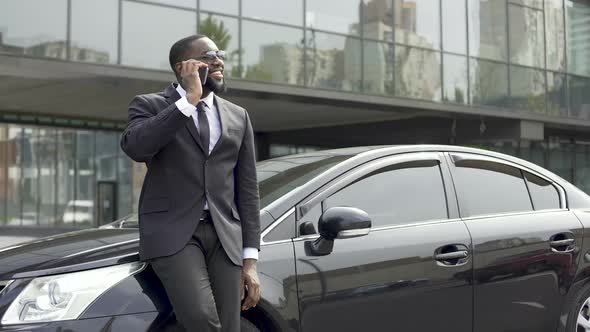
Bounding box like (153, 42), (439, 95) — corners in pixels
(197, 50), (227, 62)
(175, 50), (227, 68)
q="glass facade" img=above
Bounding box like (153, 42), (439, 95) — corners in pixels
(0, 124), (134, 229)
(0, 0), (589, 118)
(1, 0), (590, 233)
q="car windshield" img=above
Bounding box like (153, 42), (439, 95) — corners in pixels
(257, 153), (353, 208)
(102, 149), (366, 229)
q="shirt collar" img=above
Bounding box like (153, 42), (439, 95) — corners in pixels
(176, 83), (215, 109)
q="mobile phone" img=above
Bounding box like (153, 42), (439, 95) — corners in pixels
(198, 67), (208, 86)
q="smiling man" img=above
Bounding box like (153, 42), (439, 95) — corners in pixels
(120, 35), (261, 332)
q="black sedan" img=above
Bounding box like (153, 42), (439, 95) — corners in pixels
(2, 145), (590, 332)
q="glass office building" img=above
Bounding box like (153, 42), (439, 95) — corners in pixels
(0, 0), (589, 233)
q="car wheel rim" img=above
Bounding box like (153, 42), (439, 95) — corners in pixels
(578, 297), (590, 331)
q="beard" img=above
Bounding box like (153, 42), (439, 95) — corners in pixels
(204, 76), (227, 94)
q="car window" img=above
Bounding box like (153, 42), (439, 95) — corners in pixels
(263, 212), (296, 243)
(453, 158), (533, 217)
(320, 160), (448, 228)
(524, 171), (561, 210)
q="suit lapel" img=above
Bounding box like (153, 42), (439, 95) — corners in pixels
(164, 83), (207, 154)
(209, 95), (228, 157)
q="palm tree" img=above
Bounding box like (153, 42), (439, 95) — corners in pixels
(199, 14), (242, 77)
(199, 14), (231, 50)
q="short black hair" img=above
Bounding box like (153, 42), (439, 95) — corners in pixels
(169, 34), (206, 73)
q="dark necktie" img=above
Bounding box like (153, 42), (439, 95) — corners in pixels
(197, 101), (210, 155)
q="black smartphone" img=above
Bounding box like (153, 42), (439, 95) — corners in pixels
(198, 67), (208, 86)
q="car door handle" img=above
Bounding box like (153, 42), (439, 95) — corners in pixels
(550, 239), (575, 247)
(435, 251), (469, 261)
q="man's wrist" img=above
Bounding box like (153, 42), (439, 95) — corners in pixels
(186, 92), (201, 106)
(243, 258), (257, 270)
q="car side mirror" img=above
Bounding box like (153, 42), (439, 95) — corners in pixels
(305, 207), (372, 256)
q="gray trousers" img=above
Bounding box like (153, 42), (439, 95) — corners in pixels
(151, 218), (242, 332)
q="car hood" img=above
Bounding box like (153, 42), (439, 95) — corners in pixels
(0, 228), (140, 280)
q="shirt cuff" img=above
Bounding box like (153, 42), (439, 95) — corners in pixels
(243, 247), (259, 260)
(175, 96), (196, 117)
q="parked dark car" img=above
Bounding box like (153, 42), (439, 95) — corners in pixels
(3, 145), (590, 332)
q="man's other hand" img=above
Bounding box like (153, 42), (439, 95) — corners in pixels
(241, 259), (261, 311)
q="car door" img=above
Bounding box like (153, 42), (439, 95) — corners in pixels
(293, 153), (473, 332)
(447, 152), (583, 332)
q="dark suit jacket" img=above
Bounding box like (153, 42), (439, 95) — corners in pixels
(120, 83), (260, 266)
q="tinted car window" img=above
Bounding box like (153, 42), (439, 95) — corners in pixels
(453, 159), (533, 217)
(263, 212), (295, 242)
(323, 160), (448, 228)
(524, 171), (561, 210)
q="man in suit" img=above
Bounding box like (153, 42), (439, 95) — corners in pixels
(120, 34), (261, 332)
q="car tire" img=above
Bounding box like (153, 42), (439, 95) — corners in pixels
(241, 317), (261, 332)
(566, 283), (590, 331)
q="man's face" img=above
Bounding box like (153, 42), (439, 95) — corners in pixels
(183, 37), (226, 94)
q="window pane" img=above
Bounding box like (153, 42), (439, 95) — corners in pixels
(453, 159), (532, 216)
(57, 130), (75, 226)
(548, 141), (574, 182)
(20, 127), (38, 227)
(546, 0), (566, 71)
(241, 20), (304, 85)
(201, 0), (237, 15)
(199, 14), (239, 78)
(96, 132), (117, 182)
(518, 140), (546, 166)
(547, 72), (568, 117)
(362, 0), (394, 42)
(443, 54), (468, 104)
(0, 0), (67, 59)
(575, 144), (590, 195)
(324, 161), (448, 228)
(395, 0), (441, 50)
(569, 75), (590, 119)
(363, 40), (394, 95)
(71, 0), (117, 64)
(6, 126), (21, 226)
(243, 0), (303, 26)
(122, 2), (196, 70)
(524, 172), (560, 210)
(442, 0), (467, 54)
(306, 32), (361, 92)
(468, 0), (507, 61)
(0, 125), (9, 225)
(141, 0), (196, 9)
(395, 45), (442, 101)
(510, 0), (543, 9)
(75, 131), (95, 228)
(510, 65), (546, 113)
(567, 0), (590, 77)
(470, 58), (509, 107)
(509, 4), (544, 68)
(37, 128), (57, 226)
(264, 212), (295, 242)
(117, 153), (134, 219)
(306, 0), (361, 35)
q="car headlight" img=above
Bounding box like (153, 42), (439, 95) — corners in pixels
(1, 262), (144, 325)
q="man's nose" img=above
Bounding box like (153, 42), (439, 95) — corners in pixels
(211, 56), (224, 68)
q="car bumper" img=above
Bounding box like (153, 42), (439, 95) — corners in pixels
(0, 312), (164, 331)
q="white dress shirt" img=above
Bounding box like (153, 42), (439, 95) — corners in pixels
(175, 84), (258, 260)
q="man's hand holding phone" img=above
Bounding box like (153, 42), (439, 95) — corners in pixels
(179, 60), (208, 106)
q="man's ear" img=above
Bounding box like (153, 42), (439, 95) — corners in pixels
(174, 62), (183, 76)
